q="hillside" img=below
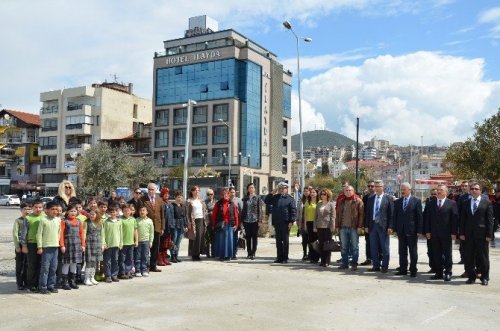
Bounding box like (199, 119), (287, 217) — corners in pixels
(291, 130), (357, 151)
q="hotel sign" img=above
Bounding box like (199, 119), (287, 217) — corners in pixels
(165, 50), (222, 65)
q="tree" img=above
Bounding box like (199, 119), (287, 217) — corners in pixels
(321, 161), (330, 176)
(169, 165), (194, 178)
(124, 156), (160, 189)
(445, 109), (500, 186)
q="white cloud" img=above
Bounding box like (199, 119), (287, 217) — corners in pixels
(281, 49), (370, 72)
(290, 93), (326, 134)
(478, 7), (500, 38)
(301, 51), (500, 145)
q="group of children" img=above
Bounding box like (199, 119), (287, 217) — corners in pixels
(12, 198), (155, 294)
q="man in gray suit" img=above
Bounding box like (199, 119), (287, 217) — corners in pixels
(365, 180), (394, 273)
(390, 182), (423, 277)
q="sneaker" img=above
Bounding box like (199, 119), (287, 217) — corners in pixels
(142, 272), (149, 277)
(135, 272), (142, 277)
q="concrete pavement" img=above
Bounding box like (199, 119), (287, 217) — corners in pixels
(1, 206), (499, 330)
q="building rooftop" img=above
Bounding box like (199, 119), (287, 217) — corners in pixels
(1, 109), (41, 127)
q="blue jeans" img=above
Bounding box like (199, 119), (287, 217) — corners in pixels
(370, 223), (390, 269)
(104, 247), (119, 278)
(170, 228), (184, 257)
(134, 242), (150, 273)
(119, 245), (134, 274)
(340, 227), (359, 267)
(39, 247), (58, 290)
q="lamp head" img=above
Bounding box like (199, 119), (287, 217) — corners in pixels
(304, 37), (313, 42)
(283, 20), (292, 30)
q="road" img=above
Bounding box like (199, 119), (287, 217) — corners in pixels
(0, 206), (499, 330)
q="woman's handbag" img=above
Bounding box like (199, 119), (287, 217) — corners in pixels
(238, 231), (246, 249)
(184, 226), (196, 240)
(323, 235), (341, 252)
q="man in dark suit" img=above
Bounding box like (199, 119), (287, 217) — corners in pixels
(423, 188), (438, 273)
(424, 184), (459, 282)
(365, 180), (394, 273)
(455, 180), (471, 275)
(361, 181), (376, 266)
(459, 181), (494, 286)
(390, 182), (423, 277)
(141, 183), (165, 272)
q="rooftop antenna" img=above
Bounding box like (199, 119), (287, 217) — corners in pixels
(110, 74), (119, 83)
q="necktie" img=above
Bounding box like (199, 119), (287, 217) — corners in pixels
(473, 199), (478, 214)
(375, 196), (380, 220)
(403, 198), (408, 210)
(438, 200), (442, 208)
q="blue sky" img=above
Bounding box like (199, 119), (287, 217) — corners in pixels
(1, 0), (499, 145)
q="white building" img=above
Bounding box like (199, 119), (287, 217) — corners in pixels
(39, 82), (152, 194)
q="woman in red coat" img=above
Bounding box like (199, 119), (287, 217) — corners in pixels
(211, 189), (239, 261)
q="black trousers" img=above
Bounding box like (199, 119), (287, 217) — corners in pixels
(301, 227), (309, 256)
(427, 239), (435, 270)
(464, 238), (490, 280)
(365, 232), (371, 260)
(15, 250), (28, 287)
(149, 231), (160, 269)
(274, 223), (290, 261)
(306, 222), (319, 262)
(26, 243), (41, 288)
(431, 236), (453, 275)
(317, 228), (332, 265)
(398, 234), (418, 272)
(244, 222), (259, 255)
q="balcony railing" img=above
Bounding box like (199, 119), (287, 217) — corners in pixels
(40, 145), (57, 150)
(40, 107), (58, 115)
(155, 156), (252, 168)
(41, 163), (56, 169)
(67, 104), (83, 111)
(41, 127), (58, 132)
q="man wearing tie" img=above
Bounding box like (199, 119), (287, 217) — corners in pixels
(424, 184), (458, 281)
(391, 182), (423, 277)
(459, 181), (494, 286)
(365, 180), (394, 273)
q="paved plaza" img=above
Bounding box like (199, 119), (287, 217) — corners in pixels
(1, 206), (499, 330)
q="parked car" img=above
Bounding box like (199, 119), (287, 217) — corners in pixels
(0, 194), (21, 206)
(40, 196), (55, 205)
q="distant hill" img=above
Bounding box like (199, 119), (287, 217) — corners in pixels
(291, 130), (357, 151)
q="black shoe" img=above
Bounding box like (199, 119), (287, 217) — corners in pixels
(481, 279), (488, 286)
(395, 270), (408, 276)
(430, 274), (443, 280)
(381, 267), (388, 273)
(30, 287), (39, 293)
(336, 258), (342, 263)
(302, 254), (308, 261)
(171, 259), (178, 263)
(39, 288), (50, 295)
(281, 260), (288, 264)
(17, 286), (25, 291)
(444, 274), (452, 282)
(111, 277), (119, 282)
(231, 256), (237, 260)
(427, 268), (436, 274)
(246, 255), (251, 259)
(338, 265), (349, 270)
(360, 259), (372, 266)
(250, 255), (255, 260)
(410, 272), (417, 278)
(274, 259), (283, 263)
(48, 288), (58, 293)
(465, 278), (475, 284)
(367, 268), (381, 272)
(396, 267), (400, 272)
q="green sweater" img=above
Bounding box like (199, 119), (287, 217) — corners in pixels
(135, 217), (154, 244)
(36, 216), (61, 248)
(26, 213), (45, 244)
(102, 217), (123, 248)
(121, 216), (136, 246)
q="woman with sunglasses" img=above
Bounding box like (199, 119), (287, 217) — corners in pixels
(53, 180), (77, 211)
(127, 189), (144, 218)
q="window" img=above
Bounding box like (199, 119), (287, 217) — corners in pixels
(212, 148), (228, 160)
(174, 108), (187, 125)
(95, 115), (100, 126)
(212, 125), (228, 144)
(192, 127), (207, 145)
(154, 130), (168, 147)
(173, 150), (184, 159)
(39, 136), (57, 149)
(154, 151), (168, 166)
(133, 104), (138, 119)
(156, 109), (169, 126)
(220, 81), (229, 90)
(42, 118), (58, 131)
(200, 63), (208, 71)
(65, 115), (93, 125)
(192, 149), (207, 159)
(175, 66), (182, 75)
(213, 104), (228, 121)
(174, 128), (186, 146)
(200, 84), (208, 93)
(193, 106), (207, 124)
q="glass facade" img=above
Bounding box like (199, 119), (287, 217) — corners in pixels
(193, 106), (208, 123)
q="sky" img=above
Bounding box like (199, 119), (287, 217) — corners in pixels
(1, 0), (499, 146)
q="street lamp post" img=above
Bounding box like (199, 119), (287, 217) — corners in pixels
(217, 118), (232, 187)
(182, 99), (196, 200)
(283, 20), (312, 194)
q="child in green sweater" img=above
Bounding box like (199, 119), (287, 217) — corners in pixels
(37, 201), (61, 294)
(26, 200), (45, 292)
(134, 206), (154, 277)
(102, 204), (122, 283)
(12, 202), (31, 290)
(119, 204), (136, 279)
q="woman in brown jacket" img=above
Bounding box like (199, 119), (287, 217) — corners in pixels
(314, 189), (336, 267)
